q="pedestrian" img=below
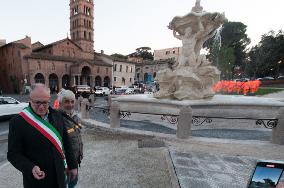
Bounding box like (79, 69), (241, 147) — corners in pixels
(7, 83), (77, 188)
(57, 89), (83, 188)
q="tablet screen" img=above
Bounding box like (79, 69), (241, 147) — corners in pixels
(248, 164), (284, 188)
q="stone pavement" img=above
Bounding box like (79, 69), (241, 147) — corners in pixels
(0, 132), (173, 188)
(170, 150), (255, 188)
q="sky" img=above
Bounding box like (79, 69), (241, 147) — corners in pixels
(0, 0), (284, 55)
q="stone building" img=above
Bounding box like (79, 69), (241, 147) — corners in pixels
(0, 39), (6, 47)
(135, 60), (169, 83)
(0, 0), (112, 93)
(154, 47), (181, 62)
(113, 58), (135, 87)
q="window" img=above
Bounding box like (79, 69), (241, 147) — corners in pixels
(73, 6), (78, 15)
(166, 51), (170, 55)
(106, 68), (108, 74)
(37, 61), (41, 70)
(89, 32), (91, 40)
(130, 78), (132, 82)
(173, 50), (175, 54)
(119, 65), (122, 72)
(76, 31), (79, 39)
(2, 98), (17, 104)
(84, 31), (86, 39)
(126, 66), (128, 72)
(72, 32), (75, 40)
(114, 77), (116, 81)
(97, 67), (100, 73)
(114, 64), (117, 71)
(130, 67), (133, 73)
(65, 64), (68, 72)
(86, 7), (90, 16)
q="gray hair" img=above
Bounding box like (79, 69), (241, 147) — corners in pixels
(30, 83), (50, 98)
(57, 89), (76, 103)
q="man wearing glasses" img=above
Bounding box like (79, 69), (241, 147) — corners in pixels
(7, 84), (77, 188)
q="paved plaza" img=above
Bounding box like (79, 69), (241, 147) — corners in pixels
(0, 91), (284, 187)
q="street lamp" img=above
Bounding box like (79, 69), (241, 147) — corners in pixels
(277, 60), (282, 78)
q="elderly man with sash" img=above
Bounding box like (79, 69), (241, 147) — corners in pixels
(7, 84), (77, 188)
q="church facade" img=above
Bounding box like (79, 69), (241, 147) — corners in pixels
(0, 0), (112, 93)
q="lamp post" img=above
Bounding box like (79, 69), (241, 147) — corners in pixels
(277, 60), (282, 78)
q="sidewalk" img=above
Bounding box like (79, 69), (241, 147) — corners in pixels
(0, 132), (173, 188)
(1, 92), (284, 187)
(1, 123), (284, 188)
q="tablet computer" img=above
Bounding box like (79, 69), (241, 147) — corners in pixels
(247, 161), (284, 188)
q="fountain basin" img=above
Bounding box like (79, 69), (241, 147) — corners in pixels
(112, 94), (284, 119)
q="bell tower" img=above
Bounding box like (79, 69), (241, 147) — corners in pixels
(70, 0), (94, 53)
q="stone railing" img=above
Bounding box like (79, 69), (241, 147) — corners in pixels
(96, 103), (282, 144)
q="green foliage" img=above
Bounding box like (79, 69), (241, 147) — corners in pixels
(247, 30), (284, 78)
(218, 47), (235, 79)
(128, 47), (154, 60)
(204, 21), (250, 77)
(111, 53), (128, 60)
(255, 87), (284, 95)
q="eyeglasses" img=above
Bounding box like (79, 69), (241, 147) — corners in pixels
(31, 101), (50, 106)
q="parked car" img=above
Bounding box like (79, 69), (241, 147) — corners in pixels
(95, 87), (111, 96)
(0, 97), (28, 119)
(262, 76), (275, 80)
(114, 88), (127, 95)
(74, 85), (92, 98)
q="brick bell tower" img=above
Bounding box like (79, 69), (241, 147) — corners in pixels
(70, 0), (94, 53)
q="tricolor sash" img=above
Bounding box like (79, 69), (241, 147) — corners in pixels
(19, 107), (67, 170)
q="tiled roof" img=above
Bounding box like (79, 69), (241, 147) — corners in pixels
(0, 42), (29, 49)
(24, 52), (112, 67)
(33, 38), (82, 52)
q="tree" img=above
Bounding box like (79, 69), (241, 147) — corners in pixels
(128, 47), (153, 60)
(204, 21), (250, 78)
(111, 53), (128, 60)
(218, 47), (235, 79)
(247, 30), (284, 78)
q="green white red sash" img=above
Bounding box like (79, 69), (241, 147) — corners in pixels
(19, 106), (67, 170)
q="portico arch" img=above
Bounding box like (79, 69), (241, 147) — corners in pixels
(81, 66), (91, 85)
(49, 73), (59, 93)
(34, 73), (45, 84)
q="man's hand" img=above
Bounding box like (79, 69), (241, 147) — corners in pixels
(276, 183), (284, 188)
(32, 166), (45, 180)
(69, 168), (77, 180)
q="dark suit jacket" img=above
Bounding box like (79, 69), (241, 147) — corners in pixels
(7, 106), (77, 188)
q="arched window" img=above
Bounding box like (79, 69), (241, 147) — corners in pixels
(34, 73), (45, 84)
(37, 61), (41, 70)
(122, 77), (125, 85)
